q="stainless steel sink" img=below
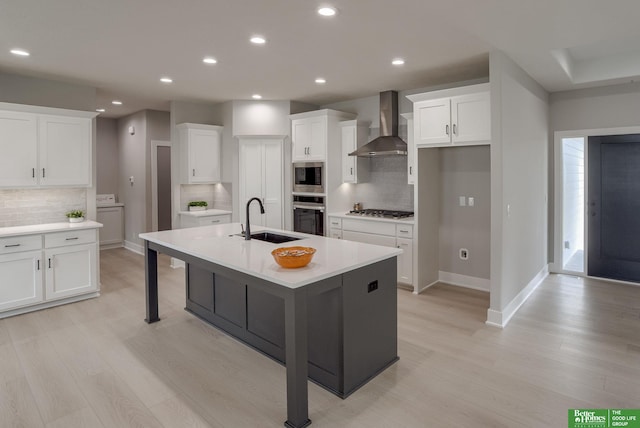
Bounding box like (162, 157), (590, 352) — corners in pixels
(235, 232), (301, 244)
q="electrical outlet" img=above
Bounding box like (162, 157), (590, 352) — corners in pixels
(459, 248), (469, 260)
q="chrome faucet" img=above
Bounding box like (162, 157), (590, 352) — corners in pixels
(245, 197), (265, 240)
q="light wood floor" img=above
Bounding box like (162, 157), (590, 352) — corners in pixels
(1, 249), (639, 427)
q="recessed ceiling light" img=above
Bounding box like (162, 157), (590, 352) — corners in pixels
(392, 58), (405, 66)
(112, 100), (123, 105)
(10, 49), (30, 57)
(160, 77), (173, 83)
(252, 94), (262, 100)
(250, 36), (266, 44)
(203, 57), (217, 64)
(315, 78), (327, 84)
(318, 7), (337, 16)
(96, 108), (105, 113)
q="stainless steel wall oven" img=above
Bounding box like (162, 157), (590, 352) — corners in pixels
(293, 195), (324, 236)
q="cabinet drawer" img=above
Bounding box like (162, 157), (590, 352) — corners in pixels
(342, 230), (396, 248)
(342, 218), (395, 236)
(0, 235), (42, 255)
(328, 217), (342, 229)
(45, 229), (96, 248)
(197, 214), (231, 226)
(395, 224), (413, 238)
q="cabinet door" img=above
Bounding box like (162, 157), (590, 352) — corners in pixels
(414, 98), (451, 146)
(291, 119), (310, 161)
(451, 92), (491, 145)
(262, 140), (283, 229)
(239, 141), (265, 225)
(0, 111), (38, 187)
(396, 237), (413, 285)
(405, 116), (415, 184)
(96, 206), (124, 247)
(329, 228), (342, 239)
(307, 116), (327, 160)
(0, 251), (43, 311)
(189, 129), (221, 183)
(38, 115), (91, 186)
(341, 125), (357, 183)
(45, 243), (97, 300)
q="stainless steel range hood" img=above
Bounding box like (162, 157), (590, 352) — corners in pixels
(349, 90), (407, 157)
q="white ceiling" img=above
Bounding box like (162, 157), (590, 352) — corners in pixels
(2, 0), (640, 118)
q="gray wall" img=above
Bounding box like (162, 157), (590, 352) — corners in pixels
(0, 71), (96, 111)
(145, 110), (170, 231)
(439, 146), (491, 279)
(490, 50), (549, 316)
(96, 117), (119, 197)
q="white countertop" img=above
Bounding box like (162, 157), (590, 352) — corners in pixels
(328, 212), (415, 225)
(0, 221), (103, 238)
(139, 223), (401, 289)
(179, 209), (232, 217)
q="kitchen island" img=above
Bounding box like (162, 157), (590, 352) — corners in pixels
(139, 223), (401, 428)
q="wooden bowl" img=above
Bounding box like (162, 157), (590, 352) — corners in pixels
(271, 246), (316, 269)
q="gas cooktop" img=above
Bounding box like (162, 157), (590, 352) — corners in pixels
(347, 209), (414, 219)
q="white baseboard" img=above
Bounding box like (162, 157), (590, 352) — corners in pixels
(413, 278), (439, 294)
(438, 271), (491, 292)
(485, 264), (549, 328)
(124, 240), (144, 255)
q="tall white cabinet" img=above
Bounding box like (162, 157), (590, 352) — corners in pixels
(239, 138), (284, 229)
(0, 104), (95, 188)
(340, 120), (370, 184)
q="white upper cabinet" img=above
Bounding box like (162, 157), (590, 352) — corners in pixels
(177, 123), (222, 184)
(408, 84), (490, 148)
(0, 105), (95, 188)
(401, 113), (415, 185)
(291, 115), (327, 161)
(0, 111), (38, 187)
(290, 109), (356, 163)
(39, 115), (92, 186)
(340, 120), (369, 184)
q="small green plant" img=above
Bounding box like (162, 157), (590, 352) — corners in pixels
(65, 210), (84, 218)
(188, 201), (208, 207)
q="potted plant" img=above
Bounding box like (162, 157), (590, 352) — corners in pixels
(188, 201), (208, 211)
(66, 210), (85, 223)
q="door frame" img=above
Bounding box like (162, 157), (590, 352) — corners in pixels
(151, 140), (171, 232)
(552, 126), (640, 276)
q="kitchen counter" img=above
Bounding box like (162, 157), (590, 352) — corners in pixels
(139, 223), (400, 428)
(328, 211), (415, 224)
(140, 222), (400, 289)
(0, 220), (103, 238)
(178, 208), (232, 217)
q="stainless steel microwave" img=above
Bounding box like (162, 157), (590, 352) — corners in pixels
(293, 162), (324, 193)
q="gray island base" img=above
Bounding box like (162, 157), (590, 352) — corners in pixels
(140, 224), (400, 428)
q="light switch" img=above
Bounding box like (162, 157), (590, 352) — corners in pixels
(459, 196), (466, 207)
(468, 197), (475, 207)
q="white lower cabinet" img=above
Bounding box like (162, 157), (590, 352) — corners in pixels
(329, 216), (414, 286)
(180, 213), (231, 228)
(0, 250), (43, 311)
(45, 243), (97, 301)
(0, 224), (99, 318)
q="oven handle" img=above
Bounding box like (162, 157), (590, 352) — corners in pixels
(293, 204), (324, 212)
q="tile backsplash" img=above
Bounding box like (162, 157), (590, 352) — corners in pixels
(0, 188), (87, 227)
(351, 156), (414, 211)
(180, 183), (232, 211)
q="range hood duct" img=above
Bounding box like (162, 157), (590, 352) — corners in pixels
(349, 90), (407, 157)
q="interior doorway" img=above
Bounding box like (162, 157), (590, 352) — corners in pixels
(555, 127), (640, 282)
(588, 134), (640, 282)
(151, 140), (171, 231)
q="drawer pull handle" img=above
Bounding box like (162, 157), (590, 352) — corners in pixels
(4, 244), (21, 248)
(399, 230), (409, 233)
(211, 220), (220, 223)
(32, 168), (35, 178)
(48, 258), (52, 269)
(65, 237), (79, 241)
(37, 259), (40, 270)
(42, 168), (46, 178)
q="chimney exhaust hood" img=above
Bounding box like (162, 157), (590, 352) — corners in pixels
(349, 90), (407, 157)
